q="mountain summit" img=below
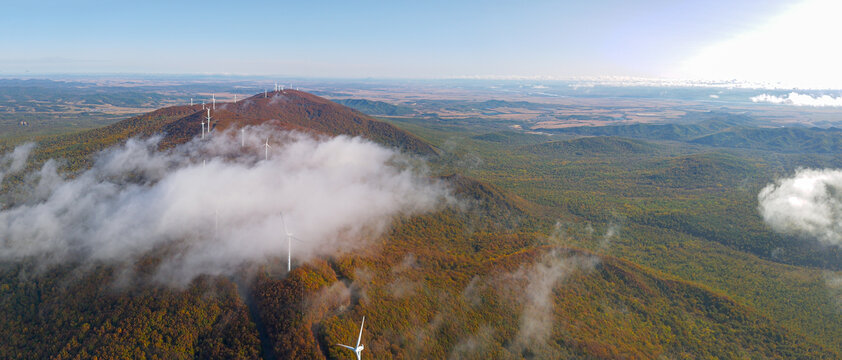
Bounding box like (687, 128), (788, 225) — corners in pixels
(160, 90), (434, 155)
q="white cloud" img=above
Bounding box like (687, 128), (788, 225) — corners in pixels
(0, 128), (452, 286)
(503, 251), (598, 353)
(751, 92), (842, 107)
(758, 168), (842, 246)
(0, 142), (35, 184)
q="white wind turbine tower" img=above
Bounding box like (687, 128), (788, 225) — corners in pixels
(336, 317), (366, 360)
(212, 93), (216, 110)
(201, 119), (206, 139)
(190, 97), (193, 106)
(241, 128), (245, 147)
(206, 109), (212, 135)
(202, 101), (205, 110)
(279, 212), (303, 272)
(264, 138), (271, 160)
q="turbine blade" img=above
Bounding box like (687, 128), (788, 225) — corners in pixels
(336, 344), (356, 351)
(291, 235), (304, 242)
(357, 316), (365, 348)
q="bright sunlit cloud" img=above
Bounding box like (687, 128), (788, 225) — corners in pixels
(751, 92), (842, 107)
(672, 0), (842, 89)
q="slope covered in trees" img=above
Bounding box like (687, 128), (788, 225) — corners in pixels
(522, 136), (659, 157)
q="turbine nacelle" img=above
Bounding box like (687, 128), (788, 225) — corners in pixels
(336, 316), (366, 360)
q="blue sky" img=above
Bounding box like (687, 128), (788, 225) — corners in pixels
(4, 0), (835, 86)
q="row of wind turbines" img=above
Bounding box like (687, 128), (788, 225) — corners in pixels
(189, 80), (301, 107)
(191, 82), (296, 108)
(194, 100), (273, 162)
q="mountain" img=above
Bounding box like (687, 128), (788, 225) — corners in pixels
(33, 90), (436, 170)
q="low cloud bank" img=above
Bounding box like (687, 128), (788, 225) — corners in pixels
(758, 168), (842, 246)
(0, 127), (452, 285)
(751, 92), (842, 107)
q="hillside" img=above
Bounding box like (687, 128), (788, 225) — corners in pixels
(244, 173), (836, 359)
(0, 152), (833, 359)
(522, 136), (659, 157)
(332, 98), (414, 116)
(536, 111), (752, 141)
(690, 126), (842, 153)
(471, 131), (554, 145)
(643, 152), (758, 189)
(532, 111), (842, 154)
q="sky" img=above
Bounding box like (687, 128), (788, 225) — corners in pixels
(1, 0), (839, 88)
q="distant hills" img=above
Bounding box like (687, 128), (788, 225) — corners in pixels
(536, 111), (842, 154)
(332, 98), (414, 116)
(689, 126), (842, 153)
(536, 112), (751, 142)
(523, 136), (658, 156)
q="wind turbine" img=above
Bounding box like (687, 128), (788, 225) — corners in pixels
(206, 108), (212, 135)
(241, 128), (245, 147)
(264, 138), (271, 160)
(201, 119), (206, 139)
(202, 101), (205, 110)
(212, 93), (216, 110)
(279, 212), (303, 272)
(336, 317), (366, 360)
(190, 97), (193, 106)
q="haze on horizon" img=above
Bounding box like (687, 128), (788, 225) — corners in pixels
(2, 0), (840, 88)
